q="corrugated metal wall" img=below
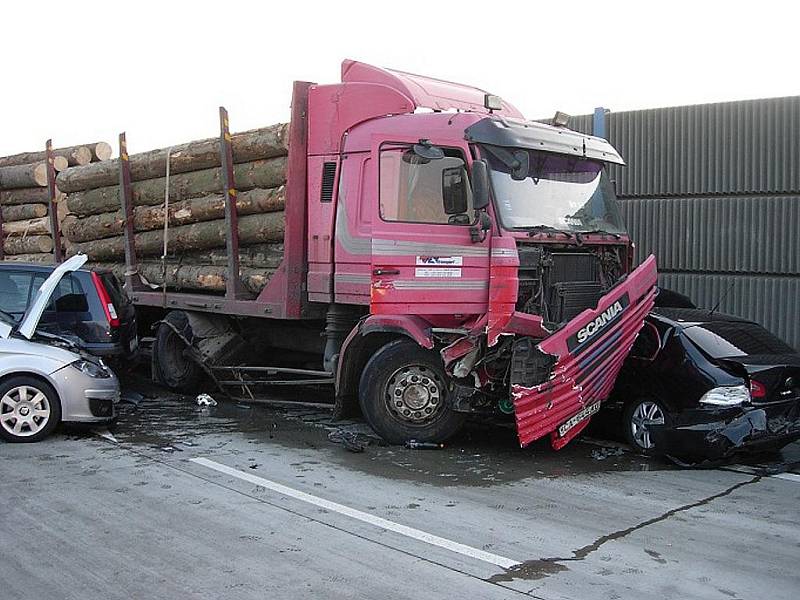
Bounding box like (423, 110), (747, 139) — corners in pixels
(562, 97), (800, 349)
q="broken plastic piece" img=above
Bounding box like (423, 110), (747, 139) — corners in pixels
(196, 393), (217, 407)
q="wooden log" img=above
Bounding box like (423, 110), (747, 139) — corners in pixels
(63, 186), (285, 242)
(0, 187), (63, 205)
(2, 204), (48, 222)
(1, 252), (54, 263)
(0, 162), (48, 188)
(65, 156), (287, 217)
(174, 243), (285, 269)
(56, 123), (289, 192)
(0, 145), (94, 168)
(3, 217), (51, 236)
(89, 261), (272, 295)
(67, 212), (285, 261)
(3, 235), (53, 255)
(89, 142), (113, 162)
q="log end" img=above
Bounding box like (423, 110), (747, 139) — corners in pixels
(33, 163), (48, 187)
(93, 142), (113, 162)
(53, 156), (69, 172)
(73, 146), (92, 166)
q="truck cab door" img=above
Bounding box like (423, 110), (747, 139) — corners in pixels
(369, 141), (490, 316)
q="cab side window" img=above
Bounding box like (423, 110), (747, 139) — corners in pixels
(379, 145), (472, 225)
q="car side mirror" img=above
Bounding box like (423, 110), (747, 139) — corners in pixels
(441, 166), (469, 215)
(471, 160), (490, 211)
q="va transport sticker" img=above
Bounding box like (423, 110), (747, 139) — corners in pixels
(415, 256), (463, 266)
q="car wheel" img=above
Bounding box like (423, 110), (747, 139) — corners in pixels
(623, 397), (668, 455)
(155, 312), (203, 391)
(358, 340), (465, 445)
(0, 377), (61, 443)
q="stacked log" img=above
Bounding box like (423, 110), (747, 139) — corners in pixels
(0, 143), (112, 262)
(59, 124), (289, 295)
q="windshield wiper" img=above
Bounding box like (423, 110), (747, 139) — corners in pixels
(513, 225), (575, 239)
(578, 229), (622, 240)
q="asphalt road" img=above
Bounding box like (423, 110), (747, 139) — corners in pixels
(2, 380), (799, 600)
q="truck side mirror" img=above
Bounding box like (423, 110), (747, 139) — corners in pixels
(441, 166), (469, 215)
(471, 160), (490, 210)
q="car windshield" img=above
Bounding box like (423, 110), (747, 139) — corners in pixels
(684, 320), (795, 358)
(0, 307), (17, 326)
(481, 145), (626, 233)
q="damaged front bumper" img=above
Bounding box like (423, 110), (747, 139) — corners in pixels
(510, 256), (658, 449)
(651, 399), (800, 460)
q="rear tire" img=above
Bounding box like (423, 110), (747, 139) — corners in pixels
(623, 397), (669, 455)
(358, 339), (465, 444)
(155, 312), (203, 392)
(0, 376), (61, 443)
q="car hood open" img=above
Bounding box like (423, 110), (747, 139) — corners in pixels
(0, 254), (88, 340)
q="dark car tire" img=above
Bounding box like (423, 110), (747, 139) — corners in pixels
(155, 312), (203, 392)
(623, 397), (670, 455)
(358, 339), (465, 445)
(0, 376), (61, 443)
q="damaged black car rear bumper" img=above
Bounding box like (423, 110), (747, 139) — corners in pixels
(650, 398), (800, 459)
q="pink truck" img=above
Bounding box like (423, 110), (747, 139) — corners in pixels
(132, 60), (657, 449)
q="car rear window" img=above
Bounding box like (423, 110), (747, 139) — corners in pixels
(0, 270), (36, 319)
(99, 272), (128, 311)
(684, 320), (795, 358)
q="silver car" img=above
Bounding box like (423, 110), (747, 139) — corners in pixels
(0, 255), (119, 443)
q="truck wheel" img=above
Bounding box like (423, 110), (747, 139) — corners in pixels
(155, 312), (202, 391)
(358, 339), (465, 444)
(0, 376), (61, 443)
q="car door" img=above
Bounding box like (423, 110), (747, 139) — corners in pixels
(369, 140), (490, 316)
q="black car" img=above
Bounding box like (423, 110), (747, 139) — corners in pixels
(610, 308), (800, 459)
(0, 262), (138, 362)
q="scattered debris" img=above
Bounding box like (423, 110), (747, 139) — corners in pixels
(120, 391), (144, 406)
(248, 463), (259, 469)
(196, 393), (217, 407)
(591, 447), (626, 461)
(236, 403), (252, 410)
(405, 440), (444, 450)
(328, 429), (367, 453)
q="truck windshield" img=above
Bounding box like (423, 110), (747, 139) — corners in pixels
(481, 145), (626, 233)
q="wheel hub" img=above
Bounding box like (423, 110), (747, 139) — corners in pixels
(631, 401), (665, 450)
(0, 385), (50, 437)
(386, 366), (443, 424)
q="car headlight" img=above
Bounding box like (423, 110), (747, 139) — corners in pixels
(71, 359), (111, 379)
(699, 385), (750, 407)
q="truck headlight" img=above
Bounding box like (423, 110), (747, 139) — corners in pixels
(699, 385), (750, 407)
(71, 359), (111, 379)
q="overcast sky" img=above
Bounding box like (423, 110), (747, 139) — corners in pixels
(1, 0), (796, 156)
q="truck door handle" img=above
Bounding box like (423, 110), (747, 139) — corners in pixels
(372, 268), (400, 276)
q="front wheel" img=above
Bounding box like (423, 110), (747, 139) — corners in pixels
(0, 377), (61, 443)
(358, 340), (465, 444)
(623, 397), (669, 455)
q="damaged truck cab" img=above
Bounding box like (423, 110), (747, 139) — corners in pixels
(312, 61), (658, 448)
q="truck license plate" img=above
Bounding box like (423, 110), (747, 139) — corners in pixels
(557, 401), (601, 437)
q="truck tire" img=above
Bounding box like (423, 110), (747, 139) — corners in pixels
(358, 339), (465, 444)
(155, 311), (203, 392)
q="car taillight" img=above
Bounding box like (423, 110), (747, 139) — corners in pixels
(91, 272), (120, 328)
(749, 379), (767, 399)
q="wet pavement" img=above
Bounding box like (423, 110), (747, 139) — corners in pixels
(2, 373), (799, 599)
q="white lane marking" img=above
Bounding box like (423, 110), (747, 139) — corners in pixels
(191, 457), (520, 569)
